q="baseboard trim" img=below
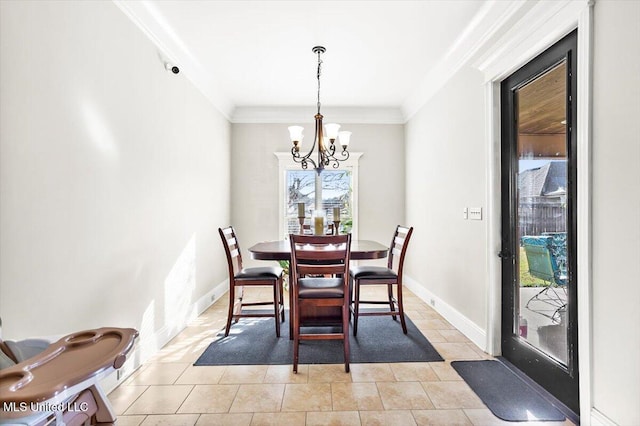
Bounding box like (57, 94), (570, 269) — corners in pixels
(404, 276), (487, 351)
(590, 408), (618, 426)
(101, 279), (229, 393)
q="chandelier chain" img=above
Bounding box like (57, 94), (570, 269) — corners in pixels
(316, 50), (322, 114)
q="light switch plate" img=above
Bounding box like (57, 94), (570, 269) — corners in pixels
(469, 207), (482, 220)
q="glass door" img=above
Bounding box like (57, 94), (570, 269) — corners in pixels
(500, 30), (579, 414)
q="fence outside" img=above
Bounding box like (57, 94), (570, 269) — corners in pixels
(519, 201), (566, 236)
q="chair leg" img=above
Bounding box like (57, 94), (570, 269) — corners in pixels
(235, 285), (244, 323)
(225, 284), (236, 337)
(348, 275), (354, 322)
(293, 298), (300, 373)
(273, 281), (281, 338)
(526, 284), (567, 323)
(289, 274), (294, 340)
(387, 283), (396, 320)
(342, 301), (350, 373)
(279, 277), (286, 323)
(353, 281), (360, 336)
(397, 282), (407, 334)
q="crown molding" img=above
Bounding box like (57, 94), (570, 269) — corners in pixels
(113, 0), (234, 120)
(115, 0), (568, 126)
(474, 0), (589, 82)
(401, 0), (535, 122)
(231, 106), (405, 124)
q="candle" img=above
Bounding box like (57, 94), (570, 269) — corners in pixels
(333, 207), (340, 221)
(314, 216), (324, 235)
(297, 203), (305, 218)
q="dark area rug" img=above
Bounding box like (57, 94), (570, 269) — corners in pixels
(195, 313), (443, 366)
(451, 360), (566, 422)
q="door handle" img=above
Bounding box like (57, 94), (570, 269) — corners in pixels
(498, 249), (513, 259)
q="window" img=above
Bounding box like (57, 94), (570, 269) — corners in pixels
(285, 169), (353, 235)
(275, 152), (362, 239)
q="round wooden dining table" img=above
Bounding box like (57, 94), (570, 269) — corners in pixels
(248, 239), (388, 261)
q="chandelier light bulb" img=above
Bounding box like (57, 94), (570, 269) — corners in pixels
(325, 123), (341, 142)
(338, 131), (351, 149)
(288, 126), (304, 143)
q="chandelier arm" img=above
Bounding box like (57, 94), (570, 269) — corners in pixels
(291, 147), (318, 169)
(321, 147), (350, 168)
(290, 145), (301, 159)
(291, 119), (320, 171)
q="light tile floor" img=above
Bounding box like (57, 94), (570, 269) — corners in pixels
(108, 286), (576, 426)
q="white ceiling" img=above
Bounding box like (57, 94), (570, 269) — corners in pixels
(116, 0), (532, 122)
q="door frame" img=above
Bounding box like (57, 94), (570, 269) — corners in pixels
(480, 0), (593, 421)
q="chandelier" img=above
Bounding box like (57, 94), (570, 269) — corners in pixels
(288, 46), (351, 174)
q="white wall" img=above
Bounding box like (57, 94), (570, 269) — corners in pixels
(230, 122), (404, 265)
(0, 0), (230, 355)
(404, 1), (640, 423)
(591, 1), (640, 424)
(404, 65), (488, 330)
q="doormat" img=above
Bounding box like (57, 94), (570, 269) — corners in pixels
(451, 360), (566, 422)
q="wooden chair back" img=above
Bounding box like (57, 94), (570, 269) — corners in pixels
(387, 225), (414, 275)
(289, 234), (352, 281)
(219, 226), (243, 277)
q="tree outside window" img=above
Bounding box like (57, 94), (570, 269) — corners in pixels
(284, 169), (353, 236)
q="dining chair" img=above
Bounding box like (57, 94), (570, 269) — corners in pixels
(521, 235), (568, 323)
(219, 226), (285, 337)
(289, 233), (352, 373)
(349, 225), (414, 336)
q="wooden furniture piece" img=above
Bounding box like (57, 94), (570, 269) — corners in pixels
(248, 239), (388, 337)
(219, 226), (285, 337)
(289, 234), (352, 373)
(248, 239), (387, 261)
(350, 225), (414, 336)
(0, 327), (138, 425)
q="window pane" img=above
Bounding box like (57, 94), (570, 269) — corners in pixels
(515, 61), (569, 366)
(286, 170), (315, 215)
(284, 169), (353, 236)
(321, 170), (352, 233)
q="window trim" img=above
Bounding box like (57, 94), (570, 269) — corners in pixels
(274, 152), (363, 240)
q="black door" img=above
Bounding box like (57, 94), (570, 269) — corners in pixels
(500, 29), (579, 414)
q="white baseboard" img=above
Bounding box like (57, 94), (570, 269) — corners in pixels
(193, 279), (229, 318)
(404, 276), (487, 351)
(101, 279), (229, 394)
(590, 408), (619, 426)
